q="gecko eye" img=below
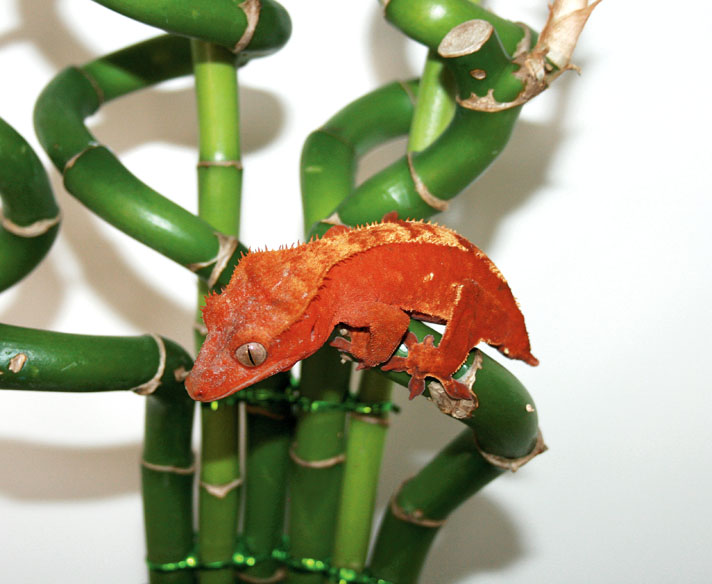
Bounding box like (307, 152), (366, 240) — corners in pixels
(235, 342), (267, 367)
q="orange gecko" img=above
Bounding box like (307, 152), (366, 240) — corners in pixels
(185, 214), (537, 403)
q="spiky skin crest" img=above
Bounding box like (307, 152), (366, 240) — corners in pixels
(185, 216), (537, 402)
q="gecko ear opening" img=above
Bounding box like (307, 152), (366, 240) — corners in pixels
(234, 342), (267, 367)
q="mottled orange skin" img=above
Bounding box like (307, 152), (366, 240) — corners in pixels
(185, 216), (537, 403)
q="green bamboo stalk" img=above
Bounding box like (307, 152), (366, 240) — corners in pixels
(143, 358), (197, 584)
(367, 429), (504, 584)
(91, 0), (291, 57)
(0, 118), (60, 292)
(407, 52), (455, 154)
(301, 80), (418, 236)
(292, 79), (421, 583)
(33, 33), (307, 289)
(191, 39), (243, 584)
(330, 370), (393, 573)
(286, 344), (351, 584)
(0, 325), (197, 583)
(240, 373), (292, 582)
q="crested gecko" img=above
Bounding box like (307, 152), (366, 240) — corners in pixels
(185, 214), (537, 403)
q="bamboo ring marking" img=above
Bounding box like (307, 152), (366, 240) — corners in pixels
(407, 152), (449, 211)
(77, 67), (105, 105)
(237, 567), (287, 583)
(141, 459), (196, 475)
(187, 232), (239, 288)
(131, 334), (166, 396)
(351, 413), (390, 427)
(474, 427), (548, 472)
(0, 210), (61, 238)
(397, 80), (417, 106)
(289, 442), (345, 469)
(389, 481), (447, 528)
(197, 159), (243, 170)
(233, 0), (261, 53)
(200, 477), (243, 499)
(63, 142), (102, 173)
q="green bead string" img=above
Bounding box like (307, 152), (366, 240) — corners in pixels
(146, 537), (394, 584)
(203, 386), (400, 416)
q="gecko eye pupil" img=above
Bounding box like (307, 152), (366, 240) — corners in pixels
(235, 342), (267, 367)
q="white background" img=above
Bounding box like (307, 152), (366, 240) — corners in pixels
(1, 1), (710, 582)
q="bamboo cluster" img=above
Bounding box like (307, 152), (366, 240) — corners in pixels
(0, 0), (597, 581)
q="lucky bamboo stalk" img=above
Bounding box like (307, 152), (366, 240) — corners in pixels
(0, 323), (196, 583)
(92, 0), (291, 57)
(240, 372), (292, 582)
(0, 118), (60, 292)
(192, 39), (243, 584)
(330, 370), (393, 573)
(285, 345), (351, 584)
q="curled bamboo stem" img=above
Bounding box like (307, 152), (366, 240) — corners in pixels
(0, 118), (60, 292)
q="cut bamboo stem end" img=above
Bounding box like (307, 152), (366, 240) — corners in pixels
(289, 443), (345, 469)
(474, 427), (547, 472)
(131, 334), (167, 396)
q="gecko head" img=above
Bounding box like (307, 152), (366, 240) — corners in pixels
(184, 277), (323, 402)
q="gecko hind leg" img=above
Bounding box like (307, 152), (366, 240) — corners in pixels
(383, 280), (486, 401)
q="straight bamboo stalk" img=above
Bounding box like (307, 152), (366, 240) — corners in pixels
(239, 373), (292, 582)
(330, 370), (393, 573)
(191, 39), (243, 584)
(285, 345), (351, 584)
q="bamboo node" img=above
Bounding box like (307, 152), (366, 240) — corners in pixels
(141, 459), (196, 475)
(187, 232), (239, 288)
(63, 142), (101, 173)
(131, 334), (166, 395)
(407, 152), (449, 211)
(0, 209), (61, 238)
(237, 567), (287, 583)
(197, 159), (243, 170)
(351, 412), (390, 427)
(200, 476), (243, 499)
(233, 0), (261, 53)
(8, 353), (28, 373)
(390, 481), (447, 528)
(397, 80), (417, 106)
(77, 67), (105, 105)
(289, 442), (345, 469)
(474, 427), (548, 472)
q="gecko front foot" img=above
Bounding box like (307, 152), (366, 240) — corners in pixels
(382, 332), (474, 401)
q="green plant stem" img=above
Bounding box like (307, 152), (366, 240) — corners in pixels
(367, 429), (503, 584)
(407, 51), (455, 153)
(286, 345), (351, 584)
(330, 370), (392, 572)
(240, 373), (292, 581)
(191, 39), (242, 584)
(0, 118), (60, 292)
(90, 0), (291, 56)
(301, 80), (418, 235)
